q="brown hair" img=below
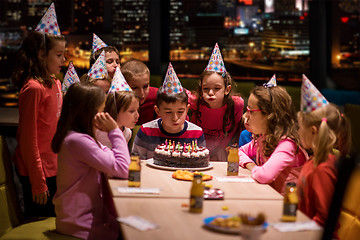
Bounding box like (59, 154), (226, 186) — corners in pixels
(90, 46), (120, 66)
(121, 59), (150, 81)
(194, 71), (236, 135)
(12, 31), (66, 89)
(298, 103), (351, 166)
(105, 91), (140, 120)
(80, 73), (112, 85)
(251, 85), (300, 157)
(52, 82), (105, 153)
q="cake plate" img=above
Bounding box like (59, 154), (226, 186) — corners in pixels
(146, 158), (213, 171)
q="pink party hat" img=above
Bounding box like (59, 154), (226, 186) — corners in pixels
(108, 67), (132, 93)
(88, 50), (108, 79)
(62, 62), (80, 93)
(92, 33), (108, 53)
(204, 43), (226, 73)
(264, 74), (277, 87)
(35, 2), (61, 35)
(161, 62), (183, 94)
(301, 74), (329, 112)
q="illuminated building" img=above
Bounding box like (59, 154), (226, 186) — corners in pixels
(112, 0), (149, 49)
(262, 13), (309, 55)
(73, 0), (105, 33)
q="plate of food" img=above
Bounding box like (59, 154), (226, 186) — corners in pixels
(172, 170), (212, 181)
(203, 214), (268, 235)
(203, 215), (242, 234)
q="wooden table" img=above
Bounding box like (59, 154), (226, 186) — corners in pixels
(113, 198), (322, 240)
(109, 161), (283, 200)
(108, 161), (322, 240)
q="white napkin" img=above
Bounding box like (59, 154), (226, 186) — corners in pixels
(271, 221), (323, 232)
(117, 216), (159, 231)
(116, 187), (161, 194)
(216, 176), (255, 183)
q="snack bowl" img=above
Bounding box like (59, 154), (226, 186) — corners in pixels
(239, 223), (267, 240)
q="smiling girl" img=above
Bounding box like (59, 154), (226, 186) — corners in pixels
(12, 31), (66, 218)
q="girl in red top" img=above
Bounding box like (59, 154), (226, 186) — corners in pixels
(297, 103), (351, 226)
(188, 43), (244, 161)
(12, 31), (66, 218)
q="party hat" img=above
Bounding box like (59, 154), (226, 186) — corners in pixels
(161, 62), (183, 94)
(301, 74), (329, 112)
(108, 67), (132, 93)
(204, 43), (226, 73)
(92, 33), (108, 53)
(88, 50), (108, 79)
(62, 62), (80, 93)
(35, 2), (61, 35)
(263, 74), (277, 87)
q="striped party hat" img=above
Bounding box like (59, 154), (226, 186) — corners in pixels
(87, 50), (108, 79)
(108, 67), (132, 93)
(35, 2), (61, 35)
(161, 62), (183, 94)
(62, 62), (80, 93)
(92, 33), (108, 53)
(301, 74), (329, 112)
(204, 43), (226, 73)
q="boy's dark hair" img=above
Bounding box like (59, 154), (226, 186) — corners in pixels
(90, 46), (120, 66)
(156, 87), (188, 107)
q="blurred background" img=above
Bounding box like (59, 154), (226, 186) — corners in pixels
(0, 0), (360, 108)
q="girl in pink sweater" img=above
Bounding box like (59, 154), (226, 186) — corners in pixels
(52, 83), (130, 239)
(238, 85), (307, 194)
(297, 103), (351, 226)
(12, 31), (65, 218)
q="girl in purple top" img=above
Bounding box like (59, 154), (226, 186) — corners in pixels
(52, 83), (130, 240)
(238, 86), (307, 194)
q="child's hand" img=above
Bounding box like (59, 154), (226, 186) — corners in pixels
(94, 112), (118, 132)
(33, 190), (49, 205)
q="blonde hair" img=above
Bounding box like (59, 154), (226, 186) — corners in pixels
(121, 59), (150, 81)
(298, 103), (351, 166)
(80, 73), (112, 85)
(251, 85), (300, 157)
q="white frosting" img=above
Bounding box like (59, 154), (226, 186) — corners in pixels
(191, 151), (200, 158)
(182, 152), (191, 158)
(172, 151), (181, 157)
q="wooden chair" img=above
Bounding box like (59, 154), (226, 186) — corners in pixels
(0, 135), (79, 240)
(345, 104), (360, 153)
(322, 152), (360, 240)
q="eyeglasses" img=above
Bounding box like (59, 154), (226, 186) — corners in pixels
(246, 106), (262, 113)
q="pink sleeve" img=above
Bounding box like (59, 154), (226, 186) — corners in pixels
(70, 129), (130, 178)
(238, 141), (256, 168)
(251, 139), (298, 184)
(19, 83), (47, 194)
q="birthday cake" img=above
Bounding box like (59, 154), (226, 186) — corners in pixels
(153, 141), (210, 168)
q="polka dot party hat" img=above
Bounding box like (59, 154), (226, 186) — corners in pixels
(87, 50), (108, 79)
(35, 2), (61, 35)
(108, 67), (132, 93)
(92, 33), (108, 53)
(161, 62), (183, 94)
(204, 43), (226, 73)
(301, 74), (329, 112)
